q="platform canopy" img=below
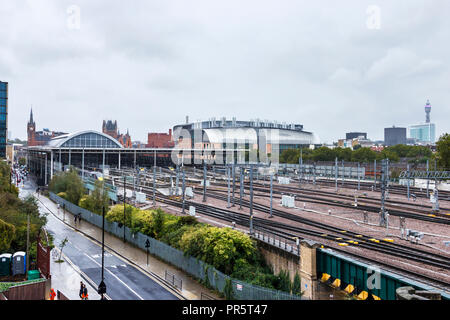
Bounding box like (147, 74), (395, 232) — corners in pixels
(46, 130), (123, 149)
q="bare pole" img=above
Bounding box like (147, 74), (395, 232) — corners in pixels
(232, 163), (236, 207)
(153, 150), (156, 206)
(269, 173), (273, 218)
(358, 162), (361, 190)
(202, 161), (207, 202)
(249, 164), (254, 235)
(182, 169), (186, 214)
(335, 157), (338, 192)
(407, 163), (410, 200)
(426, 159), (429, 198)
(26, 211), (30, 275)
(379, 159), (389, 226)
(373, 159), (377, 190)
(227, 166), (231, 208)
(239, 167), (244, 210)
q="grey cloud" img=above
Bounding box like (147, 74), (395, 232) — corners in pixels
(1, 0), (449, 143)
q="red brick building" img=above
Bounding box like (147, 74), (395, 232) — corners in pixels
(27, 109), (66, 146)
(102, 120), (132, 148)
(146, 129), (174, 148)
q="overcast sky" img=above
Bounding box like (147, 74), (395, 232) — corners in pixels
(1, 0), (449, 143)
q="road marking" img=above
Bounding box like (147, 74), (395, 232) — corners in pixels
(83, 252), (144, 300)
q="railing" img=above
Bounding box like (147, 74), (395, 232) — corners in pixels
(253, 228), (300, 256)
(165, 270), (182, 290)
(200, 292), (216, 300)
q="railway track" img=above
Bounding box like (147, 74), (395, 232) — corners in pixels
(150, 190), (450, 290)
(108, 167), (449, 224)
(298, 177), (450, 200)
(106, 171), (450, 290)
(206, 182), (450, 224)
(111, 176), (450, 270)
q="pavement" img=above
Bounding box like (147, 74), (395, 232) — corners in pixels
(19, 179), (220, 300)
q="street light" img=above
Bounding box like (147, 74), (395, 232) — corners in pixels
(98, 202), (107, 299)
(123, 175), (126, 243)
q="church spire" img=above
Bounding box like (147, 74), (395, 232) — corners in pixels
(29, 107), (35, 125)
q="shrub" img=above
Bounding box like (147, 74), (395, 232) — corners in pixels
(0, 218), (16, 252)
(292, 272), (301, 296)
(57, 192), (67, 200)
(49, 168), (84, 205)
(179, 226), (258, 274)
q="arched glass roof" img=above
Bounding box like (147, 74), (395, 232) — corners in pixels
(47, 130), (123, 148)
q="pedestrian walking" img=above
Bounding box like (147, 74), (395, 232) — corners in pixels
(82, 284), (89, 300)
(79, 282), (84, 300)
(49, 288), (56, 300)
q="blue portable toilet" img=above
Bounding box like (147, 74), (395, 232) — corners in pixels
(0, 253), (12, 276)
(12, 251), (26, 276)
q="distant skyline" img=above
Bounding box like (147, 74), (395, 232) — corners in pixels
(1, 0), (449, 144)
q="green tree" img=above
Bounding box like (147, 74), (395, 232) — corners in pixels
(312, 147), (336, 162)
(0, 161), (19, 195)
(0, 194), (47, 260)
(277, 270), (291, 292)
(0, 218), (16, 252)
(49, 167), (84, 205)
(83, 180), (110, 214)
(292, 272), (301, 296)
(377, 149), (399, 162)
(436, 133), (450, 170)
(335, 148), (353, 161)
(351, 147), (377, 163)
(151, 209), (166, 239)
(18, 157), (27, 166)
(56, 237), (68, 263)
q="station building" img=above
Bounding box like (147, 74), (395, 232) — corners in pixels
(26, 130), (236, 186)
(27, 109), (67, 147)
(172, 117), (320, 159)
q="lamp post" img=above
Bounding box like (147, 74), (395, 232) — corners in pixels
(153, 150), (156, 206)
(98, 206), (107, 300)
(123, 175), (126, 243)
(249, 164), (254, 235)
(182, 169), (186, 214)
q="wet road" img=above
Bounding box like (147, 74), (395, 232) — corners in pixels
(20, 179), (178, 300)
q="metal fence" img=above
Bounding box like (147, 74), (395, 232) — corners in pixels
(165, 270), (183, 290)
(49, 192), (303, 300)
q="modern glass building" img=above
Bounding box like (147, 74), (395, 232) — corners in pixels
(408, 123), (436, 144)
(0, 81), (8, 158)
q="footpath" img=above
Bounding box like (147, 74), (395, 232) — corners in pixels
(37, 191), (221, 300)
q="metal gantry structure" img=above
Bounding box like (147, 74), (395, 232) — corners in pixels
(399, 169), (450, 212)
(379, 159), (389, 227)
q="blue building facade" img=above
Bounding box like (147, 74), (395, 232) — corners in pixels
(0, 81), (7, 158)
(409, 123), (436, 144)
